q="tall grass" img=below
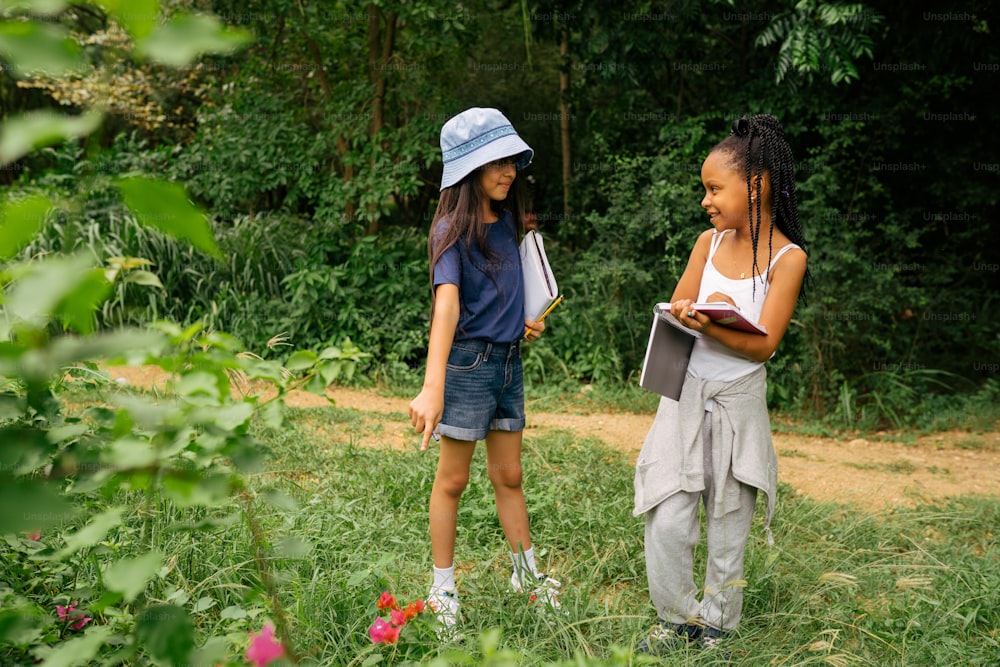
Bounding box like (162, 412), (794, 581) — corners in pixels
(8, 397), (993, 665)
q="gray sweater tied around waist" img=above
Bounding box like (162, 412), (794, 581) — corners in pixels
(634, 365), (777, 545)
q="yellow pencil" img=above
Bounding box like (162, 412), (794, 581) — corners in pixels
(524, 295), (564, 338)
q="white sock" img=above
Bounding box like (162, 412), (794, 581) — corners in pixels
(432, 565), (455, 592)
(510, 546), (539, 584)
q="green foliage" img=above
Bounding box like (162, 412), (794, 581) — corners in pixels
(0, 2), (369, 664)
(5, 0), (999, 428)
(756, 0), (883, 85)
(528, 120), (711, 386)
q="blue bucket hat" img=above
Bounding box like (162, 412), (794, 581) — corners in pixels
(439, 107), (533, 190)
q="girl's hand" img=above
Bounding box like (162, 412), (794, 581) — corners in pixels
(523, 318), (545, 342)
(409, 388), (444, 452)
(704, 292), (737, 308)
(671, 298), (707, 333)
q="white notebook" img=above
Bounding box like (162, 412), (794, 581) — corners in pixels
(519, 230), (560, 321)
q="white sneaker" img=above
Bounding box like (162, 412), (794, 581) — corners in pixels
(426, 587), (461, 637)
(510, 571), (561, 609)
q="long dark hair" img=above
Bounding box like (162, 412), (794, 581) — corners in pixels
(427, 167), (527, 313)
(712, 113), (809, 299)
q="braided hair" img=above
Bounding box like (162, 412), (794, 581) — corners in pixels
(712, 114), (809, 300)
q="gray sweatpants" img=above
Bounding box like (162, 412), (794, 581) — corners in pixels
(643, 411), (758, 632)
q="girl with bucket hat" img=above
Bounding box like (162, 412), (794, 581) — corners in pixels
(408, 107), (560, 633)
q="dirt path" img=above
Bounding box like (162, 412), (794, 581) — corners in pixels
(104, 366), (1000, 511)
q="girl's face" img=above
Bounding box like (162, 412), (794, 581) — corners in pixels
(477, 157), (517, 202)
(700, 150), (753, 231)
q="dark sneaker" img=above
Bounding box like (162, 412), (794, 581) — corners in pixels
(701, 626), (726, 648)
(636, 620), (704, 656)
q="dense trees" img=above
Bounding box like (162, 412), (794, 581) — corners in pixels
(4, 0), (997, 426)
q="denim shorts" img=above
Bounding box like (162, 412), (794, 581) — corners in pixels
(438, 338), (525, 442)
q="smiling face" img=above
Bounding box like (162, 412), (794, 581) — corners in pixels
(700, 149), (756, 231)
(477, 157), (517, 203)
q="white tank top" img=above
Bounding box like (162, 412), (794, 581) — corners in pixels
(687, 229), (800, 384)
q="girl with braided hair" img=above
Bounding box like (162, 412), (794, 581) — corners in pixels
(634, 114), (808, 655)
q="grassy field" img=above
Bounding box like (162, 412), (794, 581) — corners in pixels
(4, 397), (999, 666)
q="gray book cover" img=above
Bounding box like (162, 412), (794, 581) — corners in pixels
(639, 307), (699, 401)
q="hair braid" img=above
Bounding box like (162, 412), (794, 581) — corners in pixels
(714, 113), (809, 301)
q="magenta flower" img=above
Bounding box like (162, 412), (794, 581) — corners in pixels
(56, 601), (92, 631)
(245, 622), (285, 667)
(368, 617), (400, 644)
(390, 608), (406, 627)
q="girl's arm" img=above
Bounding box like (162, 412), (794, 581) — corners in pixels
(675, 249), (807, 362)
(669, 230), (714, 303)
(409, 283), (460, 451)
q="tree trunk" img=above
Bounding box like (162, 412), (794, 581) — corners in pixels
(559, 20), (572, 226)
(365, 5), (397, 236)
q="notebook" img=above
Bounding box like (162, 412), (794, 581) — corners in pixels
(639, 306), (699, 401)
(519, 230), (561, 322)
(687, 302), (767, 335)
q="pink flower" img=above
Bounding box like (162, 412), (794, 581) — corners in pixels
(369, 617), (400, 644)
(56, 601), (92, 631)
(56, 602), (76, 621)
(245, 622), (285, 667)
(26, 530), (41, 541)
(390, 608), (406, 627)
(376, 591), (398, 611)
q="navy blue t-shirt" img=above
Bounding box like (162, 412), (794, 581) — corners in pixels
(433, 210), (525, 343)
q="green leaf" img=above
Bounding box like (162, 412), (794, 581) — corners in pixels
(0, 604), (44, 647)
(0, 20), (83, 77)
(174, 371), (222, 403)
(0, 477), (76, 533)
(104, 437), (158, 469)
(135, 604), (195, 666)
(0, 1), (68, 15)
(0, 195), (51, 259)
(116, 176), (220, 257)
(258, 399), (284, 430)
(189, 636), (228, 666)
(0, 426), (51, 475)
(210, 401), (254, 430)
(262, 487), (298, 512)
(275, 535), (312, 559)
(219, 605), (246, 620)
(39, 626), (113, 667)
(96, 0), (159, 40)
(58, 267), (111, 334)
(161, 473), (232, 507)
(318, 346), (343, 360)
(0, 110), (102, 165)
(51, 508), (123, 559)
(2, 252), (97, 337)
(284, 349), (318, 372)
(104, 550), (163, 602)
(192, 596), (216, 613)
(124, 269), (164, 288)
(135, 12), (251, 67)
(320, 360), (342, 385)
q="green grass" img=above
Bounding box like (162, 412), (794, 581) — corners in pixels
(3, 401), (999, 665)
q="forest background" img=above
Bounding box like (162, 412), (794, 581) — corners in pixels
(4, 0), (999, 429)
